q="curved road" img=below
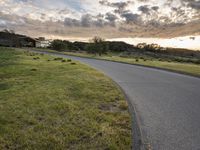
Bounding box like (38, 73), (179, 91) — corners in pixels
(33, 51), (200, 150)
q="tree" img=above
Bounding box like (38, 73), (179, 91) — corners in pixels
(50, 40), (68, 51)
(88, 36), (108, 56)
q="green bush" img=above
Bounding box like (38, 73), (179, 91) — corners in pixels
(51, 40), (68, 51)
(54, 57), (63, 61)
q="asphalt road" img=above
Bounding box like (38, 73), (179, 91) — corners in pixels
(33, 51), (200, 150)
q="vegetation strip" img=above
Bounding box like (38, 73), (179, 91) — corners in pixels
(0, 47), (132, 149)
(32, 48), (200, 78)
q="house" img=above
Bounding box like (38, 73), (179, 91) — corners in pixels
(18, 37), (36, 47)
(35, 37), (51, 48)
(0, 30), (52, 48)
(0, 31), (36, 47)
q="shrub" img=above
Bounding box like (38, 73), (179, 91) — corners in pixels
(30, 68), (37, 71)
(67, 59), (72, 62)
(50, 40), (68, 51)
(54, 57), (63, 61)
(33, 57), (40, 60)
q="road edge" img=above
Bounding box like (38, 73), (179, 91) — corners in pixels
(113, 82), (150, 150)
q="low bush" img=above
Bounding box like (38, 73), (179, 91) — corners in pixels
(33, 57), (40, 60)
(54, 57), (63, 61)
(67, 59), (72, 62)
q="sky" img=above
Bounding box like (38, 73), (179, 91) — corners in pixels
(0, 0), (200, 50)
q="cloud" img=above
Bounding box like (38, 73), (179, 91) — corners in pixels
(105, 12), (118, 22)
(0, 0), (200, 39)
(151, 6), (159, 11)
(81, 14), (92, 27)
(138, 5), (150, 14)
(64, 17), (80, 26)
(99, 0), (133, 14)
(63, 13), (118, 28)
(137, 0), (149, 2)
(121, 12), (141, 24)
(188, 1), (200, 10)
(105, 12), (118, 26)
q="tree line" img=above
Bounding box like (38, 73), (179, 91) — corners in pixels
(50, 36), (200, 57)
(50, 36), (136, 55)
(50, 36), (200, 64)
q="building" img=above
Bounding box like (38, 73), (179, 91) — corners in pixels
(0, 31), (36, 47)
(19, 37), (36, 47)
(35, 37), (51, 48)
(0, 31), (52, 48)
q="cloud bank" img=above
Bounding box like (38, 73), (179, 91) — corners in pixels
(0, 0), (200, 39)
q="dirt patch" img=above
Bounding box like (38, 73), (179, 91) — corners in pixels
(98, 103), (120, 112)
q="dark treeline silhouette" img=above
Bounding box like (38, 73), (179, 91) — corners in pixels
(50, 36), (136, 55)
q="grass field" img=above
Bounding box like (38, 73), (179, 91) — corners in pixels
(0, 47), (132, 149)
(33, 48), (200, 77)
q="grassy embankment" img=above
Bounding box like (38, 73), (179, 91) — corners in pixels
(33, 48), (200, 77)
(0, 47), (131, 149)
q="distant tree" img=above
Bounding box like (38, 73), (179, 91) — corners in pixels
(136, 43), (161, 51)
(73, 41), (88, 51)
(63, 40), (79, 51)
(108, 41), (134, 52)
(88, 36), (108, 56)
(136, 43), (147, 49)
(50, 40), (80, 51)
(50, 40), (68, 51)
(144, 43), (161, 51)
(92, 36), (104, 43)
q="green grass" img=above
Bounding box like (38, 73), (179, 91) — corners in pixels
(0, 47), (131, 150)
(32, 48), (200, 77)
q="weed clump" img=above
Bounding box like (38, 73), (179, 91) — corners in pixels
(118, 101), (128, 110)
(54, 57), (63, 61)
(71, 62), (76, 65)
(67, 59), (72, 62)
(33, 57), (40, 60)
(30, 68), (37, 71)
